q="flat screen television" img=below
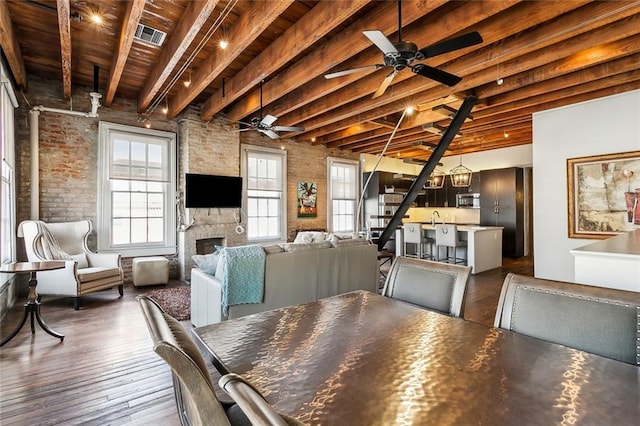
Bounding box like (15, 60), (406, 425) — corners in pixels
(185, 173), (242, 208)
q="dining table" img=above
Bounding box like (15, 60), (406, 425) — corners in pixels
(192, 290), (639, 425)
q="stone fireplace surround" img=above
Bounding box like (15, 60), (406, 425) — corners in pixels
(178, 220), (246, 281)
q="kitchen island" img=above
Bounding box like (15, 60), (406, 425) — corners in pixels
(570, 229), (640, 292)
(397, 224), (503, 274)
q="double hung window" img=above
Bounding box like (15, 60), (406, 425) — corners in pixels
(242, 145), (287, 242)
(327, 158), (359, 233)
(98, 122), (176, 256)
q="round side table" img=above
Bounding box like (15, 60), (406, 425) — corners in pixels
(1, 261), (66, 347)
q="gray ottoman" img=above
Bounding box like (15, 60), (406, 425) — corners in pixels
(132, 256), (169, 287)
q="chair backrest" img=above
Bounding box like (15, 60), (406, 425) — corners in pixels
(382, 256), (471, 317)
(19, 220), (91, 261)
(136, 295), (232, 426)
(494, 273), (640, 365)
(434, 223), (459, 247)
(403, 223), (424, 244)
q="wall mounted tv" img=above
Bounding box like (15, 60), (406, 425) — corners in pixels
(185, 173), (243, 208)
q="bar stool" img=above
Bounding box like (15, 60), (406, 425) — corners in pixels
(403, 223), (434, 260)
(435, 224), (467, 265)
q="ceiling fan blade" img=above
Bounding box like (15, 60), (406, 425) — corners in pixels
(412, 64), (461, 87)
(372, 71), (397, 99)
(273, 126), (305, 132)
(363, 30), (399, 54)
(324, 64), (385, 79)
(419, 31), (483, 59)
(261, 129), (280, 139)
(261, 114), (278, 126)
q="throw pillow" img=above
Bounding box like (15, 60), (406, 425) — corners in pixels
(192, 252), (220, 275)
(293, 231), (327, 244)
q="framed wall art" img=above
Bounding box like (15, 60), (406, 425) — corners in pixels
(297, 182), (317, 218)
(567, 150), (640, 239)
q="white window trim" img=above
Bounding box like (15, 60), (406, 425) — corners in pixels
(327, 157), (360, 233)
(1, 61), (17, 266)
(241, 144), (287, 243)
(97, 121), (177, 256)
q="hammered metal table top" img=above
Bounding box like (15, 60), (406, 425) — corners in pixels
(193, 290), (639, 425)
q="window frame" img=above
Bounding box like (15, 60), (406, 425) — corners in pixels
(1, 61), (17, 265)
(97, 121), (176, 256)
(241, 144), (287, 243)
(327, 157), (360, 233)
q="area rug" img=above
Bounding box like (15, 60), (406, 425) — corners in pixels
(146, 286), (190, 321)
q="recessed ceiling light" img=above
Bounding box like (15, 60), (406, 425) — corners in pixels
(90, 13), (103, 25)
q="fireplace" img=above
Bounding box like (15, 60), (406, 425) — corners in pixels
(196, 237), (225, 255)
(177, 222), (246, 281)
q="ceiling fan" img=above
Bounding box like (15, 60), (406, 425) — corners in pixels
(235, 81), (305, 139)
(324, 0), (483, 98)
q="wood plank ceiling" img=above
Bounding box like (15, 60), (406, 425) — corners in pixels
(2, 0), (639, 161)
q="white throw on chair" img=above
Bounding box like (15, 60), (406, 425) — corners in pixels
(18, 220), (123, 310)
(434, 224), (467, 265)
(403, 222), (434, 260)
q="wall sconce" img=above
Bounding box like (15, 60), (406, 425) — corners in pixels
(450, 157), (472, 187)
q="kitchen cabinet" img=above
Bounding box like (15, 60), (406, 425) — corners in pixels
(362, 172), (417, 239)
(479, 167), (524, 257)
(425, 173), (480, 208)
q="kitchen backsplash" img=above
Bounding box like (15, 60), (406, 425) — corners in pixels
(407, 207), (480, 225)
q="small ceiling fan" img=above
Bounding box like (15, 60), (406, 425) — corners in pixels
(324, 0), (483, 98)
(235, 80), (305, 139)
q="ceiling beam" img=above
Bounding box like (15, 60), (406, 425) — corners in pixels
(0, 0), (27, 89)
(56, 0), (72, 99)
(274, 0), (522, 127)
(137, 0), (219, 113)
(200, 0), (372, 121)
(221, 0), (448, 123)
(104, 0), (146, 106)
(168, 0), (295, 119)
(295, 4), (640, 141)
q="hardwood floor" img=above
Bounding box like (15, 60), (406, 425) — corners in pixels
(1, 256), (532, 425)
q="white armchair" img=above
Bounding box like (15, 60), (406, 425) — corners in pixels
(18, 220), (123, 310)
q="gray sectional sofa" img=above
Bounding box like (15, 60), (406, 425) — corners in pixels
(190, 238), (378, 326)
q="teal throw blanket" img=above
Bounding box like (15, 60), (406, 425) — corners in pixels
(220, 245), (266, 316)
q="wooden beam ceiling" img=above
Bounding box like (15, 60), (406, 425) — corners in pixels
(2, 0), (639, 159)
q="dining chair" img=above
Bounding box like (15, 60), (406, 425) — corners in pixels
(136, 295), (299, 425)
(494, 273), (640, 366)
(381, 256), (472, 317)
(434, 223), (467, 265)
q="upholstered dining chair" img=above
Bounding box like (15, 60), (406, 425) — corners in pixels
(381, 256), (472, 317)
(494, 273), (640, 366)
(136, 295), (301, 426)
(18, 220), (123, 310)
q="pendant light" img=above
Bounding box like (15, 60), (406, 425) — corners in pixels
(425, 168), (445, 189)
(450, 156), (472, 187)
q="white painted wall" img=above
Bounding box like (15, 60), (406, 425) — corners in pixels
(533, 89), (640, 282)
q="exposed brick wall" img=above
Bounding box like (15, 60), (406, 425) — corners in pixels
(14, 74), (359, 284)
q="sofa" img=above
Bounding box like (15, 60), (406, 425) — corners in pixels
(190, 235), (378, 326)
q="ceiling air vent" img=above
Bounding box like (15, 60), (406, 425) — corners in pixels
(134, 24), (166, 47)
